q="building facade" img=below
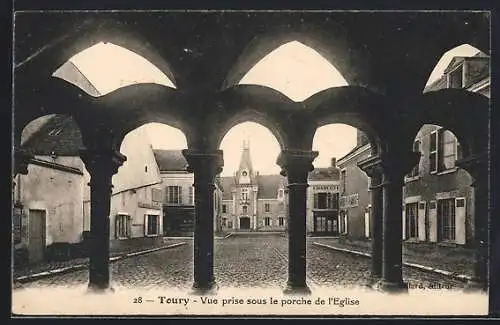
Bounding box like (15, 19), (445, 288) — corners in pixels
(83, 127), (164, 250)
(337, 132), (372, 240)
(337, 53), (490, 246)
(153, 149), (223, 236)
(218, 142), (340, 234)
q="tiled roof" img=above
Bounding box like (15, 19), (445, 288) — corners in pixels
(220, 176), (236, 200)
(21, 115), (83, 156)
(257, 174), (286, 199)
(153, 149), (188, 172)
(308, 167), (340, 181)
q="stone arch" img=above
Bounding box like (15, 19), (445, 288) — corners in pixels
(223, 22), (371, 92)
(413, 89), (489, 158)
(16, 18), (177, 89)
(423, 43), (489, 94)
(306, 86), (385, 155)
(214, 109), (287, 152)
(19, 113), (84, 157)
(210, 85), (294, 151)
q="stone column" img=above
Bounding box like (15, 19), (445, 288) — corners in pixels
(182, 149), (223, 294)
(358, 156), (383, 284)
(457, 153), (489, 291)
(376, 150), (420, 293)
(80, 147), (126, 291)
(277, 150), (318, 294)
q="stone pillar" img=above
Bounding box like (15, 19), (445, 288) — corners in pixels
(80, 147), (126, 291)
(182, 149), (223, 293)
(358, 156), (383, 284)
(277, 150), (318, 294)
(457, 153), (489, 291)
(375, 150), (420, 293)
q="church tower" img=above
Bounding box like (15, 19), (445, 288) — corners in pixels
(234, 140), (258, 231)
(236, 140), (254, 185)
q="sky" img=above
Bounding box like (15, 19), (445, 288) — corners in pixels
(61, 41), (481, 176)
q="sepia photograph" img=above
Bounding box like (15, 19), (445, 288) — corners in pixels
(11, 8), (492, 317)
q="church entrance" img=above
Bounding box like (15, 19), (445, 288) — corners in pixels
(239, 217), (250, 230)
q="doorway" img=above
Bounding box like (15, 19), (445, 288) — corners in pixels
(239, 217), (250, 230)
(28, 209), (46, 264)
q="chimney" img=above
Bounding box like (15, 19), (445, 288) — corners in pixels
(331, 157), (337, 167)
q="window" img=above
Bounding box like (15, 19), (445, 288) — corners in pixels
(430, 131), (438, 173)
(152, 188), (162, 202)
(314, 192), (338, 209)
(228, 221), (233, 228)
(439, 129), (457, 171)
(405, 203), (418, 239)
(242, 206), (248, 214)
(339, 211), (348, 234)
(279, 217), (284, 226)
(146, 214), (160, 236)
(408, 140), (421, 178)
(222, 204), (227, 213)
(188, 186), (194, 205)
(265, 217), (271, 226)
(265, 203), (270, 212)
(241, 188), (249, 202)
(430, 128), (459, 174)
(115, 214), (130, 238)
(48, 127), (63, 136)
(144, 165), (148, 173)
(340, 170), (347, 193)
(166, 186), (182, 204)
(448, 65), (463, 89)
(438, 198), (456, 241)
(222, 218), (227, 227)
(278, 189), (284, 198)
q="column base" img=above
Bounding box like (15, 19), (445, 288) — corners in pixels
(364, 275), (382, 289)
(190, 281), (218, 295)
(464, 279), (488, 292)
(375, 279), (408, 293)
(283, 282), (311, 295)
(87, 282), (115, 294)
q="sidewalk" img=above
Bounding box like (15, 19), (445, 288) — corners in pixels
(13, 238), (186, 281)
(311, 237), (474, 280)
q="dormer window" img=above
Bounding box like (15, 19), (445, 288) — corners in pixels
(448, 64), (463, 89)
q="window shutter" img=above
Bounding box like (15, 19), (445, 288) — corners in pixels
(344, 212), (348, 235)
(314, 193), (319, 209)
(455, 197), (466, 244)
(115, 215), (119, 239)
(417, 201), (426, 241)
(402, 205), (407, 240)
(178, 186), (183, 204)
(364, 211), (370, 238)
(127, 215), (132, 238)
(144, 214), (148, 236)
(428, 200), (438, 242)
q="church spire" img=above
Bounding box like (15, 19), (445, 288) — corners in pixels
(238, 140), (253, 172)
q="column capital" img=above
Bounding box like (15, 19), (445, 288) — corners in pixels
(357, 155), (383, 178)
(277, 150), (319, 178)
(182, 149), (224, 176)
(79, 147), (127, 177)
(378, 150), (421, 182)
(14, 147), (34, 176)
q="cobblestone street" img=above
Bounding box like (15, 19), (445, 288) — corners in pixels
(14, 234), (465, 291)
